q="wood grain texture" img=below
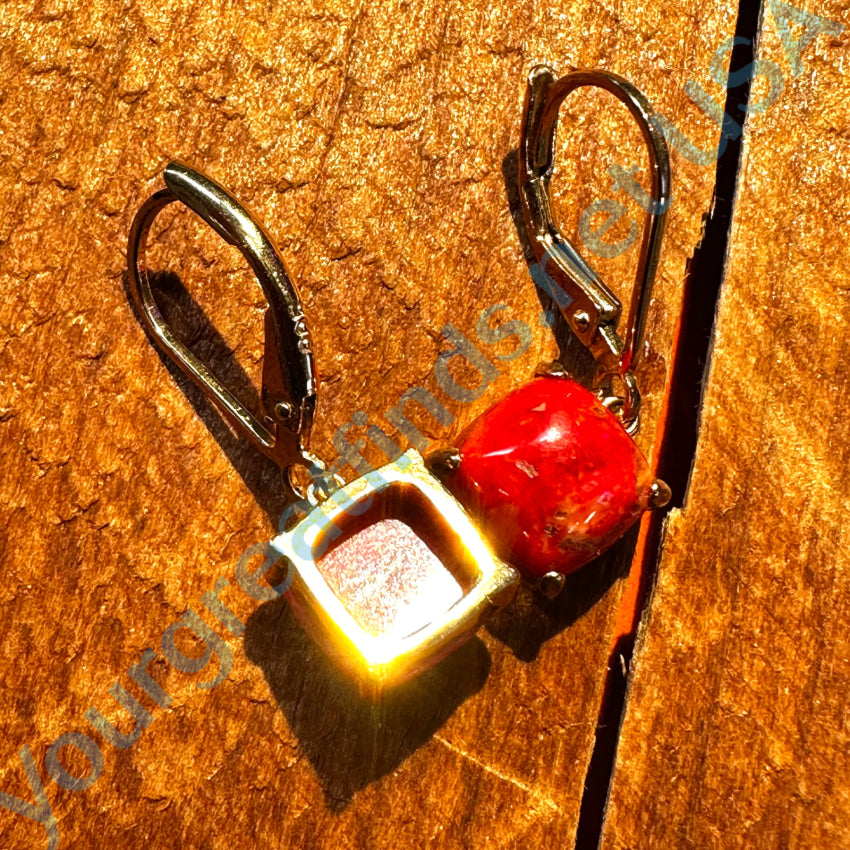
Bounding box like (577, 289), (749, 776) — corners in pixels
(601, 2), (850, 848)
(0, 1), (726, 847)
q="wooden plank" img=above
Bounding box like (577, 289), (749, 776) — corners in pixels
(601, 2), (850, 847)
(0, 1), (729, 847)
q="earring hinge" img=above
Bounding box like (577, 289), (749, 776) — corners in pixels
(518, 65), (671, 434)
(127, 162), (318, 474)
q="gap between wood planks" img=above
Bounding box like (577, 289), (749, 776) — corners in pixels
(573, 0), (765, 846)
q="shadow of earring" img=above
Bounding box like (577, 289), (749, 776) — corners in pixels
(122, 267), (295, 525)
(483, 522), (640, 662)
(241, 594), (492, 811)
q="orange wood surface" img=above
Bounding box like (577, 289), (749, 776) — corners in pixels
(601, 2), (850, 846)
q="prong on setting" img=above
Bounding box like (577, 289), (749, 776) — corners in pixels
(425, 447), (462, 479)
(534, 361), (572, 380)
(537, 571), (566, 599)
(650, 478), (672, 509)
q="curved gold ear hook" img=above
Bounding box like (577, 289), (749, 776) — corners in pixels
(127, 162), (321, 478)
(519, 66), (671, 433)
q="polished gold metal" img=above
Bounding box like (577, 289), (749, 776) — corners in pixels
(425, 446), (462, 478)
(537, 571), (567, 599)
(272, 449), (519, 695)
(518, 66), (672, 434)
(127, 162), (322, 480)
(649, 478), (672, 509)
(533, 360), (572, 380)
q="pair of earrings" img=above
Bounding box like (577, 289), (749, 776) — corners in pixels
(127, 66), (672, 693)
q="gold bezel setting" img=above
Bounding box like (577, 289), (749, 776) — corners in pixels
(271, 449), (518, 694)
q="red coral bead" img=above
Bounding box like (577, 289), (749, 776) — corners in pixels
(447, 375), (654, 578)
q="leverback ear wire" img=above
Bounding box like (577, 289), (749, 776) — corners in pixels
(518, 66), (672, 434)
(127, 162), (328, 497)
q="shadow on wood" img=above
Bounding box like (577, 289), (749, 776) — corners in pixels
(121, 268), (294, 526)
(484, 524), (638, 662)
(242, 594), (491, 810)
